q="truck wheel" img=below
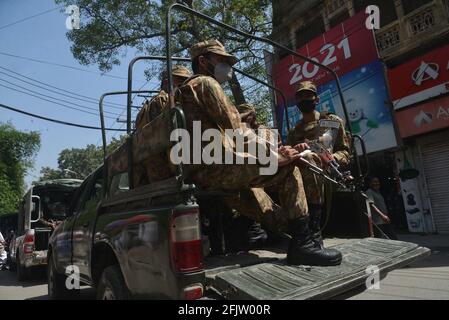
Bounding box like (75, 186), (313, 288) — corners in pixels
(16, 254), (31, 281)
(47, 252), (79, 300)
(96, 265), (130, 300)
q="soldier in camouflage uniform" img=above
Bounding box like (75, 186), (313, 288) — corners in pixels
(175, 39), (342, 266)
(135, 65), (191, 131)
(133, 65), (191, 187)
(287, 80), (351, 246)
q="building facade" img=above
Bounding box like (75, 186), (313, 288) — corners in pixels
(270, 0), (449, 233)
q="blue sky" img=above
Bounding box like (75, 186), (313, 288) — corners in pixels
(0, 0), (162, 188)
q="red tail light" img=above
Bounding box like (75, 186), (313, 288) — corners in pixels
(184, 284), (204, 300)
(170, 209), (203, 273)
(23, 231), (35, 254)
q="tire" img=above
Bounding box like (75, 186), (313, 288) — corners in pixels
(47, 252), (79, 300)
(16, 253), (31, 281)
(96, 265), (130, 300)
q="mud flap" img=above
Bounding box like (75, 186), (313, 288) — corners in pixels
(211, 238), (430, 300)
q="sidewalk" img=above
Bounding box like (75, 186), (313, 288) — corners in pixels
(344, 233), (449, 300)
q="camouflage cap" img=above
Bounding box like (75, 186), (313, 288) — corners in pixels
(296, 81), (317, 95)
(161, 65), (192, 80)
(236, 103), (256, 114)
(190, 39), (238, 66)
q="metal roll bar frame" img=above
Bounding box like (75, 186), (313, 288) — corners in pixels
(163, 4), (364, 184)
(99, 90), (159, 194)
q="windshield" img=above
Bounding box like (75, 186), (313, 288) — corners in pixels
(40, 189), (76, 220)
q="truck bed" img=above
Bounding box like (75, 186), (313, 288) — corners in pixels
(204, 238), (430, 300)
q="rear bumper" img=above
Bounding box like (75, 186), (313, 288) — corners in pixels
(23, 250), (48, 268)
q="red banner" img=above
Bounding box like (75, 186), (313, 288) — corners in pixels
(395, 95), (449, 138)
(272, 10), (379, 100)
(387, 44), (449, 110)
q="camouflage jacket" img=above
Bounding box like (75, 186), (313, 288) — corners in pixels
(175, 75), (274, 172)
(287, 110), (351, 166)
(135, 90), (168, 131)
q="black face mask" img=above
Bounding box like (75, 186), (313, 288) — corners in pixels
(297, 99), (316, 114)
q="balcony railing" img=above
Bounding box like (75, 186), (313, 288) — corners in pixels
(375, 0), (449, 58)
(408, 6), (436, 35)
(376, 22), (401, 53)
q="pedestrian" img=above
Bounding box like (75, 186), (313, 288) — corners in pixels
(0, 231), (7, 270)
(365, 177), (398, 240)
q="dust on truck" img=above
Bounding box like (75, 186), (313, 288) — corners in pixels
(9, 179), (82, 280)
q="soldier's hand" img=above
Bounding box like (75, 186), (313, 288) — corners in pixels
(278, 146), (300, 167)
(293, 143), (310, 153)
(319, 152), (334, 165)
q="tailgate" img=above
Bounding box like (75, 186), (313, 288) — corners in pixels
(210, 238), (430, 300)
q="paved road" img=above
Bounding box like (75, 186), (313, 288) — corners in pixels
(342, 234), (449, 300)
(0, 267), (94, 300)
(1, 234), (448, 300)
(0, 267), (48, 300)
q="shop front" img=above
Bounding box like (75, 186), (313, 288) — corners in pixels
(395, 96), (449, 234)
(388, 43), (449, 234)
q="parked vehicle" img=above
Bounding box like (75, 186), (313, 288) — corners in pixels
(9, 179), (82, 280)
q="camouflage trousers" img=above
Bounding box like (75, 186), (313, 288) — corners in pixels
(223, 188), (289, 233)
(296, 152), (324, 206)
(188, 163), (309, 232)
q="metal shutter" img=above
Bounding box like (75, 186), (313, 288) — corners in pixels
(420, 140), (449, 234)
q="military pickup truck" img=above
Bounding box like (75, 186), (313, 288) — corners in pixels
(47, 109), (430, 299)
(9, 179), (82, 280)
(47, 4), (430, 300)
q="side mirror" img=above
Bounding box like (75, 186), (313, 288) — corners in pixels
(30, 195), (42, 223)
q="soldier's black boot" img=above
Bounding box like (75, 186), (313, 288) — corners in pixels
(287, 216), (342, 266)
(309, 204), (324, 247)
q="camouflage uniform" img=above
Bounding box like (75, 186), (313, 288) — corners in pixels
(135, 90), (169, 131)
(176, 41), (309, 232)
(134, 65), (191, 186)
(233, 103), (283, 228)
(287, 81), (351, 205)
(135, 65), (191, 132)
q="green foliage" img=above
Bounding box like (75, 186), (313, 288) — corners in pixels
(55, 0), (275, 124)
(0, 122), (40, 215)
(39, 135), (127, 181)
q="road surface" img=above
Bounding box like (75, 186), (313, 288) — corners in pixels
(1, 234), (448, 300)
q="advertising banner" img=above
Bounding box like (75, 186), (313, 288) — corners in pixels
(283, 60), (398, 154)
(271, 11), (397, 153)
(387, 44), (449, 110)
(395, 95), (449, 138)
(272, 10), (379, 116)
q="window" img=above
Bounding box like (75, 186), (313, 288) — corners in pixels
(72, 179), (90, 214)
(109, 172), (129, 196)
(295, 18), (326, 49)
(80, 174), (103, 212)
(353, 0), (398, 27)
(402, 0), (433, 15)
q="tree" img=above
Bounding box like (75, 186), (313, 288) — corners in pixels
(39, 135), (126, 181)
(56, 0), (274, 123)
(0, 122), (40, 215)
